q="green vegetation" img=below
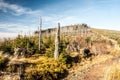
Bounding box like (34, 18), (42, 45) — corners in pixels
(0, 35), (70, 56)
(0, 56), (8, 70)
(1, 27), (120, 80)
(0, 34), (73, 80)
(24, 55), (68, 80)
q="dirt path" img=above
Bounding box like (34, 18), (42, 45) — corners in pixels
(82, 57), (120, 80)
(63, 56), (120, 80)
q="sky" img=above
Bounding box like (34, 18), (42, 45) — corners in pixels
(0, 0), (120, 39)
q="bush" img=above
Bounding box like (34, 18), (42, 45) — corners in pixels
(45, 48), (54, 57)
(0, 56), (8, 70)
(0, 45), (13, 53)
(24, 56), (67, 80)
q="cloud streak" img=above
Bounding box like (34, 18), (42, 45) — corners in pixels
(0, 0), (42, 16)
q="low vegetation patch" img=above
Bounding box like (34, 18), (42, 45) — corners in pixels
(24, 55), (68, 80)
(0, 56), (8, 70)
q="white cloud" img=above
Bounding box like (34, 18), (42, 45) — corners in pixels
(0, 23), (36, 36)
(0, 32), (17, 40)
(0, 0), (42, 16)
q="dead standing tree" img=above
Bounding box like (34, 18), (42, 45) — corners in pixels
(38, 17), (42, 51)
(54, 23), (60, 60)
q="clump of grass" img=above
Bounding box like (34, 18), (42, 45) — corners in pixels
(104, 62), (120, 80)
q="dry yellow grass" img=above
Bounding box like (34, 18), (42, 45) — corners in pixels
(104, 61), (120, 80)
(67, 54), (114, 75)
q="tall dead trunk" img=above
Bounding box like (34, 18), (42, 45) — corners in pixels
(54, 23), (60, 60)
(39, 17), (42, 51)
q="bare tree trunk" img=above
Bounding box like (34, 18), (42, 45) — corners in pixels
(54, 23), (60, 60)
(39, 17), (42, 51)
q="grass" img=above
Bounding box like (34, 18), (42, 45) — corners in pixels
(66, 54), (114, 79)
(92, 28), (120, 46)
(104, 62), (120, 80)
(92, 28), (120, 56)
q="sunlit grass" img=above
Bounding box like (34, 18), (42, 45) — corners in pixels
(104, 62), (120, 80)
(68, 54), (114, 77)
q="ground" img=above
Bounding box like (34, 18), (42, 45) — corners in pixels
(63, 54), (120, 80)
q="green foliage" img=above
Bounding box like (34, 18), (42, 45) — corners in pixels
(0, 56), (8, 70)
(0, 35), (38, 54)
(43, 36), (55, 57)
(24, 57), (67, 80)
(45, 47), (54, 57)
(85, 37), (92, 44)
(0, 45), (13, 53)
(58, 50), (68, 63)
(0, 39), (14, 54)
(0, 34), (72, 75)
(0, 33), (71, 56)
(44, 35), (70, 59)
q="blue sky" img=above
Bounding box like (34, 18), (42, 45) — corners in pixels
(0, 0), (120, 38)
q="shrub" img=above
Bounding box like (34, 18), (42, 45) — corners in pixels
(24, 56), (67, 80)
(45, 48), (54, 57)
(0, 56), (8, 70)
(85, 37), (92, 44)
(0, 45), (13, 53)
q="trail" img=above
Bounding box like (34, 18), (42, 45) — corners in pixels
(63, 55), (120, 80)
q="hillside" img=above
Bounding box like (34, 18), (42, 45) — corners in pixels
(0, 24), (120, 80)
(34, 24), (90, 36)
(92, 28), (120, 46)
